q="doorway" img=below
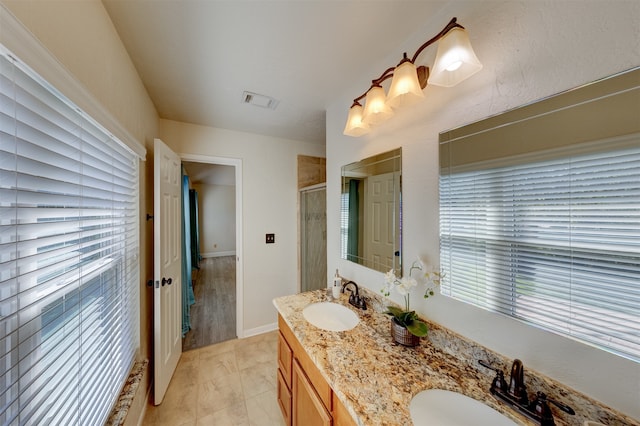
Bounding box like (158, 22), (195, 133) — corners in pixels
(299, 184), (327, 292)
(181, 154), (243, 349)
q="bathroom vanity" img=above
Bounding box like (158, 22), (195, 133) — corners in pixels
(277, 312), (356, 426)
(273, 289), (638, 426)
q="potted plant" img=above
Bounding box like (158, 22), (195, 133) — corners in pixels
(381, 259), (441, 346)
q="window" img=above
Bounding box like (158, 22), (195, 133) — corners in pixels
(340, 191), (349, 260)
(1, 47), (140, 424)
(439, 69), (640, 362)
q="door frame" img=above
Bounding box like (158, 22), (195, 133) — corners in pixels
(180, 153), (244, 338)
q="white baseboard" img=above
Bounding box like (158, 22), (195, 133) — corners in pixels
(241, 322), (277, 338)
(201, 251), (236, 258)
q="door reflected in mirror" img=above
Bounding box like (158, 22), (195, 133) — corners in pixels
(341, 148), (402, 275)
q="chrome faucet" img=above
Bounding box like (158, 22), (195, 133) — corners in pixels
(341, 281), (367, 310)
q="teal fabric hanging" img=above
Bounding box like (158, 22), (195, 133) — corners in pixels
(181, 169), (196, 336)
(347, 179), (359, 263)
(189, 189), (201, 269)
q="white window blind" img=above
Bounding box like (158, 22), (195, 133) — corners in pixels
(1, 48), (139, 425)
(340, 191), (349, 260)
(440, 134), (640, 362)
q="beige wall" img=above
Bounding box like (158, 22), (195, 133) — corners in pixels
(326, 0), (640, 419)
(160, 120), (325, 333)
(1, 0), (160, 420)
(192, 183), (236, 257)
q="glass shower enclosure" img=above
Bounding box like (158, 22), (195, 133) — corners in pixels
(299, 184), (327, 293)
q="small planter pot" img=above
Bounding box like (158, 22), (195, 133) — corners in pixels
(390, 318), (421, 347)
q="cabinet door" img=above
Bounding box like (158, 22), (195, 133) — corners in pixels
(278, 331), (293, 387)
(292, 360), (332, 426)
(332, 392), (357, 426)
(277, 369), (292, 426)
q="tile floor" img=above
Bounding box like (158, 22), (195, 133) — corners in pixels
(142, 331), (285, 426)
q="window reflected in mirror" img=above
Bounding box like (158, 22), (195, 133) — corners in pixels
(439, 67), (640, 362)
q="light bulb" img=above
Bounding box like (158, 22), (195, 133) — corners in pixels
(446, 61), (463, 71)
(428, 27), (483, 87)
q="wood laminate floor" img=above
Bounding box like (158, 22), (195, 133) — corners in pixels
(183, 256), (236, 351)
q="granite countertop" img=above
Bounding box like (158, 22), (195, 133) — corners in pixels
(273, 288), (537, 426)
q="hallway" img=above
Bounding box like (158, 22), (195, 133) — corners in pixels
(183, 256), (237, 351)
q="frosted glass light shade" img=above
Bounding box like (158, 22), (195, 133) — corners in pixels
(343, 104), (369, 137)
(428, 27), (482, 87)
(387, 61), (425, 108)
(362, 85), (393, 125)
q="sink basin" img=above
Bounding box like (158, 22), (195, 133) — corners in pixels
(302, 302), (359, 331)
(410, 389), (517, 426)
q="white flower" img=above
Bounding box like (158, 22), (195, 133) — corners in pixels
(381, 257), (441, 308)
(396, 276), (417, 296)
(422, 264), (442, 287)
(384, 269), (397, 284)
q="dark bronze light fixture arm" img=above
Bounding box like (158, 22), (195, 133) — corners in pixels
(371, 66), (396, 86)
(351, 66), (395, 106)
(410, 17), (463, 63)
(349, 17), (463, 107)
(343, 16), (483, 136)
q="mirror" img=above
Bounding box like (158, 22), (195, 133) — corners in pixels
(341, 148), (402, 275)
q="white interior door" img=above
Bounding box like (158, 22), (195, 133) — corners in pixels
(364, 172), (398, 271)
(153, 138), (182, 404)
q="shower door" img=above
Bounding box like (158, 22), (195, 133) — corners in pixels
(300, 185), (327, 293)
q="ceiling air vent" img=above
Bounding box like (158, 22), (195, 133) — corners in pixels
(242, 91), (279, 110)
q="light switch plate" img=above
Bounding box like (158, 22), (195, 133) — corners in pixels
(266, 233), (275, 244)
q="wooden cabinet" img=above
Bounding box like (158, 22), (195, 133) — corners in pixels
(331, 393), (354, 426)
(293, 359), (332, 426)
(277, 331), (293, 425)
(277, 368), (292, 425)
(278, 331), (293, 386)
(277, 315), (356, 426)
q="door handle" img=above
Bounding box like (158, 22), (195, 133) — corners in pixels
(161, 277), (173, 286)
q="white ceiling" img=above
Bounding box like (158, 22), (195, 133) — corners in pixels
(102, 0), (448, 144)
(183, 161), (235, 186)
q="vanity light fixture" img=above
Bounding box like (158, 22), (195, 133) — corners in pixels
(343, 17), (482, 137)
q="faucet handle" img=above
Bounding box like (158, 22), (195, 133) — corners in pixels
(530, 392), (555, 426)
(348, 292), (357, 304)
(546, 394), (575, 415)
(529, 392), (575, 426)
(492, 370), (508, 393)
(478, 359), (497, 370)
(478, 360), (508, 393)
(348, 294), (368, 310)
(356, 295), (367, 310)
